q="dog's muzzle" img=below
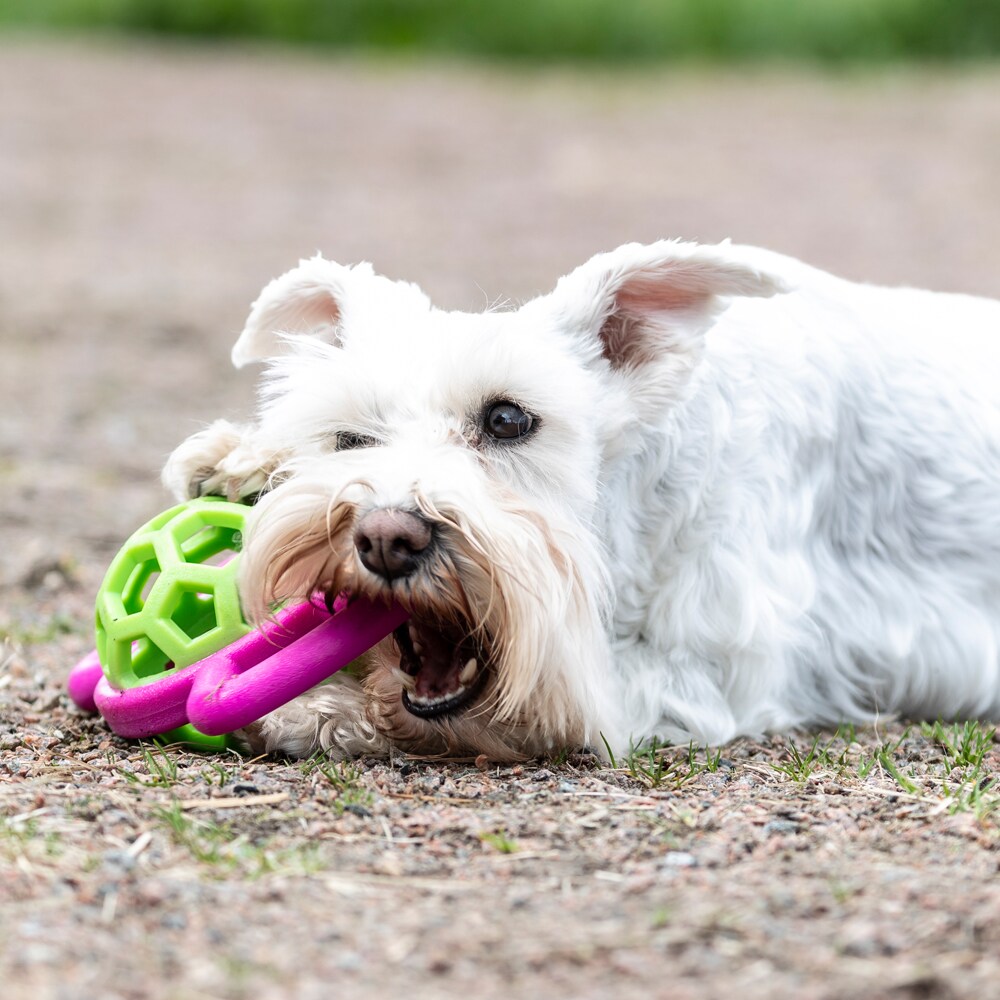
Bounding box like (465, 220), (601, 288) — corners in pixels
(353, 507), (489, 719)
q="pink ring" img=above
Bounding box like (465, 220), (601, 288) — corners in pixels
(187, 599), (409, 735)
(76, 598), (407, 740)
(67, 649), (104, 714)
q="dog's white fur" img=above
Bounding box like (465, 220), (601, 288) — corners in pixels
(164, 240), (1000, 760)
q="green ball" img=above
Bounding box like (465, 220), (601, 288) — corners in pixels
(95, 495), (253, 702)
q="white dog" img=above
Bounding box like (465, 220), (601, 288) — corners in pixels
(163, 240), (1000, 760)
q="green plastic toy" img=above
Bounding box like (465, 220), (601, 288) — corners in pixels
(69, 495), (408, 752)
(95, 496), (251, 749)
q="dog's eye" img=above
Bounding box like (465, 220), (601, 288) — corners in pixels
(335, 431), (380, 451)
(484, 401), (535, 441)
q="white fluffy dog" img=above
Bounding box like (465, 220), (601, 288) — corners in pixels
(163, 240), (1000, 760)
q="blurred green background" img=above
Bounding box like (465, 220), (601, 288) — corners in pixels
(2, 0), (999, 63)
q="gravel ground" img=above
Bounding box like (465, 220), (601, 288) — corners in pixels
(2, 39), (1000, 1000)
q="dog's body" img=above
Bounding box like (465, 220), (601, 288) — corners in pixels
(164, 240), (1000, 760)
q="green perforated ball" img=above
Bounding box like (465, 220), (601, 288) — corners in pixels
(94, 497), (253, 748)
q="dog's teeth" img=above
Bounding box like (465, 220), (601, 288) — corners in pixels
(412, 641), (424, 656)
(460, 658), (477, 685)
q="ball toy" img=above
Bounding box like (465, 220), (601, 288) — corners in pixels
(96, 497), (250, 692)
(68, 496), (407, 751)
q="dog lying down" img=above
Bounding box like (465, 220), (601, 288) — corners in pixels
(163, 239), (1000, 761)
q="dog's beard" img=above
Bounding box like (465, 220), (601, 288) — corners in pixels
(237, 470), (617, 755)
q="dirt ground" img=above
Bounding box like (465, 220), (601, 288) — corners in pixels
(2, 39), (1000, 1000)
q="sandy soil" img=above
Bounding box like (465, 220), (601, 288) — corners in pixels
(2, 39), (1000, 1000)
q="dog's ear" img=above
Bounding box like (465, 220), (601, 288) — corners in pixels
(546, 240), (785, 370)
(231, 255), (362, 368)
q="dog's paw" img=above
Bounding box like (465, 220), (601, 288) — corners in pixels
(162, 419), (280, 502)
(235, 680), (392, 760)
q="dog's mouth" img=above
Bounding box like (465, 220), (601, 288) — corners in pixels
(393, 618), (489, 719)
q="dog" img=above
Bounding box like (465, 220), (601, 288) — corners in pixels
(163, 239), (1000, 761)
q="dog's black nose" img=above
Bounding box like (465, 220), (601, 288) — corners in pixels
(354, 508), (433, 581)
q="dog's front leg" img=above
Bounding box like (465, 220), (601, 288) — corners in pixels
(162, 418), (285, 503)
(237, 673), (392, 760)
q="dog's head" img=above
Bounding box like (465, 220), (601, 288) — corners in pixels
(234, 242), (781, 756)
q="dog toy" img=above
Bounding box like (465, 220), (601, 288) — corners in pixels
(67, 497), (407, 750)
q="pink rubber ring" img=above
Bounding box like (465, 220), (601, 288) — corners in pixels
(187, 598), (409, 736)
(74, 598), (407, 740)
(67, 649), (104, 714)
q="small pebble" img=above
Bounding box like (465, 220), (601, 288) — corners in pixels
(661, 851), (698, 868)
(764, 819), (800, 835)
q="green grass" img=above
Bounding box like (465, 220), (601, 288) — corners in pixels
(765, 721), (999, 820)
(874, 748), (920, 795)
(769, 726), (913, 787)
(618, 738), (724, 790)
(140, 744), (180, 786)
(1, 816), (64, 864)
(299, 754), (373, 815)
(922, 720), (999, 818)
(154, 801), (322, 876)
(479, 830), (520, 854)
(1, 0), (999, 64)
(199, 758), (242, 788)
(1, 614), (78, 647)
(116, 744), (183, 788)
(618, 722), (998, 823)
(923, 718), (995, 769)
(116, 744), (250, 790)
(771, 734), (829, 783)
